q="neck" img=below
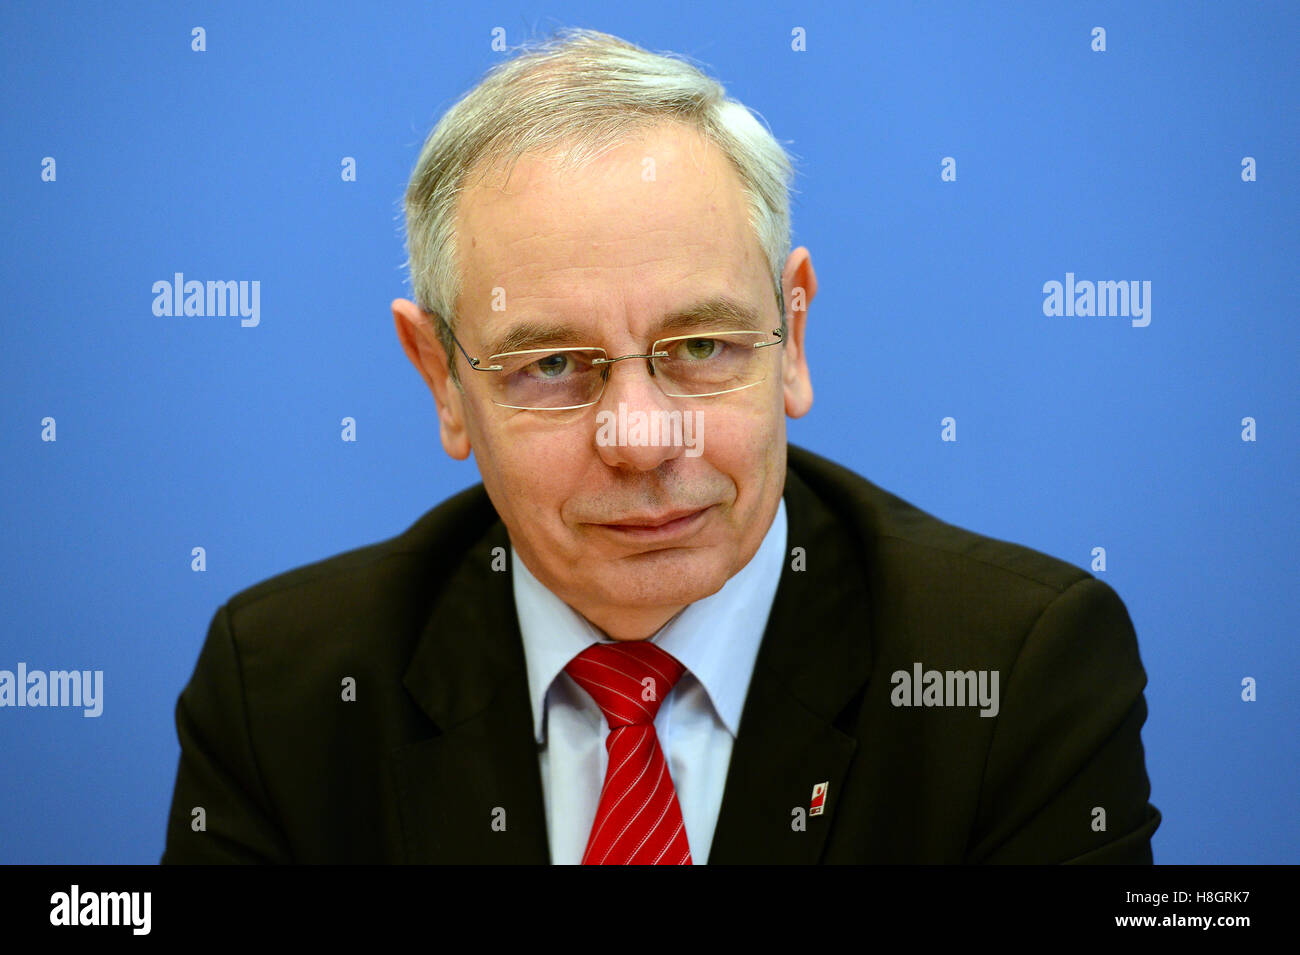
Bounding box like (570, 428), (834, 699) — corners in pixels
(582, 603), (685, 642)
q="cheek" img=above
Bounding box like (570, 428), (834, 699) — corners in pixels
(700, 394), (782, 467)
(486, 423), (584, 526)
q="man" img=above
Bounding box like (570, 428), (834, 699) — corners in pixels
(162, 28), (1159, 864)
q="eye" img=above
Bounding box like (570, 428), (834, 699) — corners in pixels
(531, 353), (572, 378)
(680, 338), (721, 360)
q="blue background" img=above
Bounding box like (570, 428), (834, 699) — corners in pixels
(1, 0), (1295, 863)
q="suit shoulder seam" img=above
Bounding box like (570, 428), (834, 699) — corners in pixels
(216, 600), (292, 858)
(966, 575), (1104, 860)
(986, 575), (1098, 710)
(225, 541), (427, 619)
(872, 530), (1092, 594)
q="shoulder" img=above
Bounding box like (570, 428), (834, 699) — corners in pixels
(784, 446), (1155, 862)
(788, 443), (1089, 589)
(214, 481), (498, 668)
(785, 443), (1129, 651)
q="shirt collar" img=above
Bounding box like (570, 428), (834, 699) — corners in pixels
(512, 497), (788, 744)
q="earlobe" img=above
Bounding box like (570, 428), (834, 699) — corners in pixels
(783, 367), (814, 419)
(431, 361), (472, 461)
(392, 298), (473, 460)
(436, 401), (473, 461)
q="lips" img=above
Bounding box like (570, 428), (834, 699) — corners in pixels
(590, 504), (715, 540)
(600, 506), (709, 529)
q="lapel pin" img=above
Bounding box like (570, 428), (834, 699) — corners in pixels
(809, 781), (829, 817)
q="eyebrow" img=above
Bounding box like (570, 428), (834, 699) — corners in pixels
(656, 297), (764, 337)
(482, 296), (765, 356)
(484, 321), (590, 357)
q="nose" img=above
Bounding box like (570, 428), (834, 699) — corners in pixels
(592, 354), (688, 471)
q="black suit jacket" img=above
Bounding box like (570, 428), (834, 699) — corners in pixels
(161, 444), (1160, 864)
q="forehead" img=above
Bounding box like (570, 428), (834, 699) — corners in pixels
(452, 123), (766, 318)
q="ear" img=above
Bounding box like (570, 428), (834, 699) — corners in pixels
(779, 247), (815, 419)
(392, 298), (472, 460)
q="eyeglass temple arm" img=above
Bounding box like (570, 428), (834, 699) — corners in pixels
(433, 311), (503, 372)
(759, 285), (787, 347)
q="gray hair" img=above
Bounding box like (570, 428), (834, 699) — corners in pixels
(399, 27), (795, 381)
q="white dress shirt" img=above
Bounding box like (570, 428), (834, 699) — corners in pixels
(511, 498), (788, 865)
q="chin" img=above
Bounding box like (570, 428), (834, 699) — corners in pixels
(588, 547), (733, 609)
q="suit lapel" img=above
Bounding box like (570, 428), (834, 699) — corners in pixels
(390, 516), (550, 864)
(708, 455), (874, 863)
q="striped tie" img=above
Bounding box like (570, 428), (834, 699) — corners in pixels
(564, 641), (692, 865)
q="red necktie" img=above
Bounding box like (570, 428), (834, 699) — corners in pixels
(564, 641), (693, 865)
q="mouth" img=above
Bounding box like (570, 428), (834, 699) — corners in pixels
(590, 505), (715, 541)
